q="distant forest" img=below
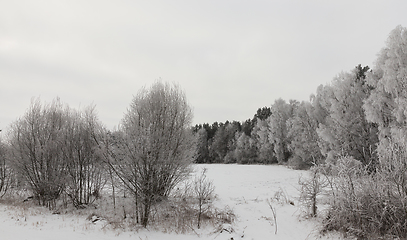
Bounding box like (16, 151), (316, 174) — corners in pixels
(191, 61), (381, 170)
(192, 62), (377, 169)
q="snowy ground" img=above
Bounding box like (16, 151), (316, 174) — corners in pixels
(0, 164), (346, 240)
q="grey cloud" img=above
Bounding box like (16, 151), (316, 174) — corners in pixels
(1, 0), (407, 130)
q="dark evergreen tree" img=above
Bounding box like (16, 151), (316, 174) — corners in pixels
(255, 107), (272, 121)
(195, 128), (209, 163)
(241, 118), (255, 136)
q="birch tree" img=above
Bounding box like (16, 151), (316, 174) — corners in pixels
(364, 25), (407, 161)
(287, 101), (323, 169)
(268, 99), (297, 163)
(253, 119), (276, 164)
(317, 65), (378, 167)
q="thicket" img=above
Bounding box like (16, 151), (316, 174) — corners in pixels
(297, 25), (407, 239)
(3, 98), (106, 209)
(0, 82), (233, 232)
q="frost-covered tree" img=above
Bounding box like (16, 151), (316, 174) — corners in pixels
(364, 25), (407, 162)
(317, 65), (378, 166)
(62, 106), (105, 207)
(234, 132), (257, 164)
(310, 85), (331, 126)
(7, 98), (105, 208)
(8, 98), (68, 208)
(111, 82), (194, 227)
(287, 101), (323, 169)
(253, 119), (276, 164)
(268, 99), (297, 163)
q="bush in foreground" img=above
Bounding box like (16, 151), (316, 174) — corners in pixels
(322, 156), (407, 239)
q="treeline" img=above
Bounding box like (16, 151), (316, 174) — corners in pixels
(192, 106), (272, 164)
(192, 63), (377, 169)
(191, 25), (407, 238)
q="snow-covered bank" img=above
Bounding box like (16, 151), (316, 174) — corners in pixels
(0, 164), (345, 240)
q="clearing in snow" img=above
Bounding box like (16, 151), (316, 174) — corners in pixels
(0, 164), (345, 240)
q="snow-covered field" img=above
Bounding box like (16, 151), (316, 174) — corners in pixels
(0, 164), (345, 240)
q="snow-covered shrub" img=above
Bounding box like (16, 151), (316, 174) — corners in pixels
(322, 157), (368, 237)
(147, 170), (234, 233)
(191, 168), (216, 229)
(298, 166), (328, 217)
(148, 187), (234, 234)
(323, 156), (407, 239)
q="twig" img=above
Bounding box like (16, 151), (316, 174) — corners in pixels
(267, 199), (277, 234)
(188, 225), (200, 237)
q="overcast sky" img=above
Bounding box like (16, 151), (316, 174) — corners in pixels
(1, 1), (406, 130)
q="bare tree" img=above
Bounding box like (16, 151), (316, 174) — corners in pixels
(298, 165), (327, 217)
(7, 98), (68, 209)
(0, 138), (12, 198)
(109, 82), (195, 227)
(192, 168), (215, 229)
(7, 98), (105, 209)
(62, 106), (105, 207)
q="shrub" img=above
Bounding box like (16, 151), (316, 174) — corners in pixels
(192, 168), (216, 229)
(322, 156), (407, 239)
(298, 166), (328, 217)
